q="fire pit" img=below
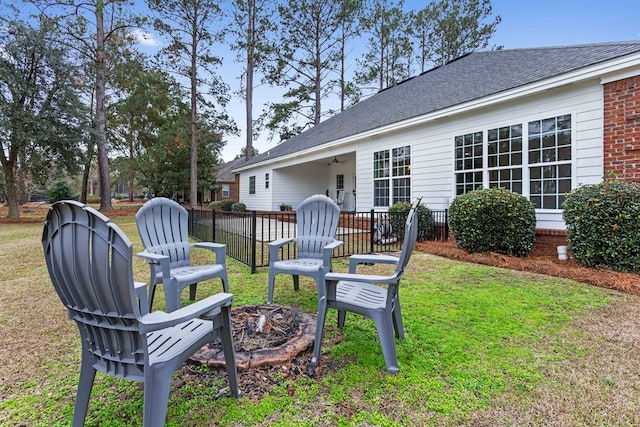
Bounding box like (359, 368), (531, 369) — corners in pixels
(190, 304), (315, 370)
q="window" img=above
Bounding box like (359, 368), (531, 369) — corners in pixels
(454, 131), (483, 195)
(265, 173), (270, 189)
(221, 184), (230, 198)
(528, 114), (571, 209)
(336, 174), (344, 190)
(373, 146), (411, 207)
(249, 176), (255, 195)
(453, 114), (572, 210)
(488, 124), (523, 193)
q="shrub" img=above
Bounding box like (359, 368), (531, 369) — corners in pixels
(562, 179), (640, 272)
(46, 178), (79, 203)
(231, 202), (246, 212)
(387, 201), (435, 240)
(449, 187), (536, 256)
(210, 200), (236, 211)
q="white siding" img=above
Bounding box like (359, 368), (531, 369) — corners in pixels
(354, 79), (606, 229)
(240, 79), (608, 230)
(238, 165), (272, 210)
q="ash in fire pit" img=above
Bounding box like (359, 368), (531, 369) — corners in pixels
(190, 304), (315, 370)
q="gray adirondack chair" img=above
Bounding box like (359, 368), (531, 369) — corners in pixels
(311, 197), (422, 374)
(267, 194), (343, 304)
(42, 201), (240, 427)
(136, 197), (228, 312)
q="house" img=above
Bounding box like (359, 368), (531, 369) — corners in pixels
(212, 157), (246, 203)
(233, 41), (640, 233)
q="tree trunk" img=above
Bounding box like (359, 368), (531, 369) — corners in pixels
(95, 3), (112, 211)
(190, 18), (199, 209)
(80, 141), (95, 204)
(245, 0), (255, 161)
(4, 162), (20, 218)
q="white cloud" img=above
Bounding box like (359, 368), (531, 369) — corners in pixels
(130, 29), (161, 47)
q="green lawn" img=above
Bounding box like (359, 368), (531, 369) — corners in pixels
(1, 215), (639, 426)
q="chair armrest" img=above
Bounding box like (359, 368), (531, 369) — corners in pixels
(324, 271), (400, 286)
(138, 292), (234, 333)
(349, 254), (399, 273)
(136, 251), (171, 281)
(322, 239), (344, 266)
(192, 242), (226, 264)
(267, 237), (295, 263)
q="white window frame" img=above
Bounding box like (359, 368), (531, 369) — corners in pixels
(373, 145), (411, 207)
(453, 113), (573, 211)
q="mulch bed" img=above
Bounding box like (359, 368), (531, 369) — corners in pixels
(414, 239), (640, 296)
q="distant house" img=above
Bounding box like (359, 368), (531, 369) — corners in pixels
(213, 157), (246, 203)
(233, 42), (640, 233)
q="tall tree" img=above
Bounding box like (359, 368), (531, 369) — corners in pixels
(0, 19), (87, 218)
(229, 0), (277, 161)
(334, 0), (365, 111)
(261, 0), (345, 141)
(136, 102), (223, 201)
(29, 0), (142, 212)
(408, 6), (436, 74)
(427, 0), (501, 66)
(356, 0), (412, 93)
(109, 57), (177, 201)
(147, 0), (233, 208)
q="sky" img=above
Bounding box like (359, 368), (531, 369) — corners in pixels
(216, 0), (640, 162)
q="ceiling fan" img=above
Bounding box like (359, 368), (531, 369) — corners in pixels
(328, 156), (346, 165)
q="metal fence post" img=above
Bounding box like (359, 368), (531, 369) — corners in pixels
(370, 209), (375, 253)
(212, 208), (216, 242)
(251, 210), (257, 274)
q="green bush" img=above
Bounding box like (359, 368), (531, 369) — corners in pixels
(231, 202), (246, 212)
(388, 201), (435, 241)
(46, 178), (79, 203)
(449, 187), (536, 256)
(562, 179), (640, 272)
(210, 200), (236, 211)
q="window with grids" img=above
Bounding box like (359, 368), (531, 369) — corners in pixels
(336, 174), (344, 190)
(373, 146), (411, 207)
(249, 176), (255, 195)
(488, 124), (523, 193)
(454, 131), (483, 195)
(528, 114), (572, 209)
(265, 173), (269, 189)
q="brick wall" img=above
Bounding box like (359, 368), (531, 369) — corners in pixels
(603, 76), (640, 182)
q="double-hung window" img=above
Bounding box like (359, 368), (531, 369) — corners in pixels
(373, 145), (411, 207)
(249, 176), (256, 195)
(455, 132), (483, 195)
(528, 115), (572, 209)
(488, 124), (523, 193)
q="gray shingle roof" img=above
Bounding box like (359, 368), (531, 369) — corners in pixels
(242, 41), (640, 168)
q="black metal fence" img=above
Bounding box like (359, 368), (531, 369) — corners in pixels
(189, 209), (448, 273)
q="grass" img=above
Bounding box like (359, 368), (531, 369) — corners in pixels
(2, 215), (640, 426)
